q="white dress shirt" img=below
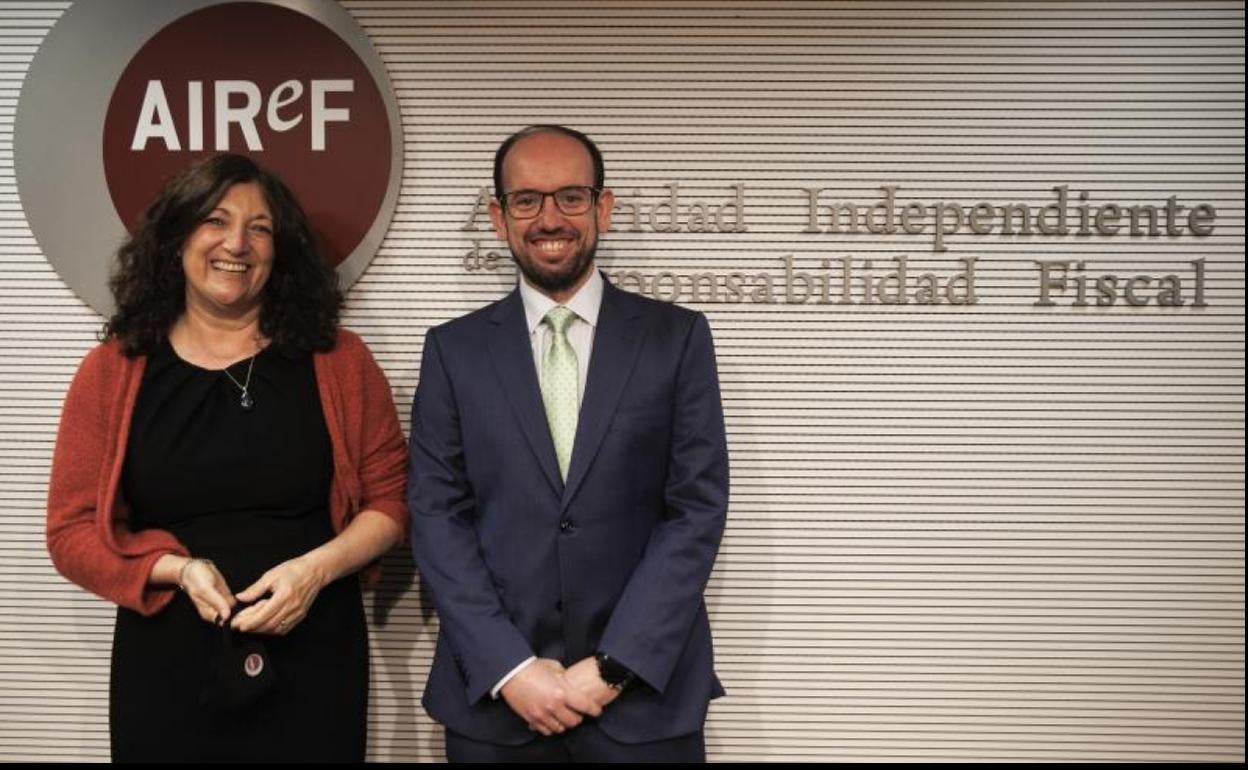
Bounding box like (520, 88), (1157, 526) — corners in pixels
(520, 268), (602, 406)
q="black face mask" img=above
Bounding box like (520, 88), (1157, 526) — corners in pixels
(199, 603), (278, 713)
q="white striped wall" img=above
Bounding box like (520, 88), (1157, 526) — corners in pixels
(0, 1), (1243, 762)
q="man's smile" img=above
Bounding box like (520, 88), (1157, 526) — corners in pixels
(532, 238), (574, 256)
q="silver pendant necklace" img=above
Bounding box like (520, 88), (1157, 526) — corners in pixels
(222, 355), (257, 410)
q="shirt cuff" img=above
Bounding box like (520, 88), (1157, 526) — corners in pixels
(491, 656), (537, 700)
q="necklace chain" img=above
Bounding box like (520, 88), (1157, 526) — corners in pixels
(221, 354), (257, 410)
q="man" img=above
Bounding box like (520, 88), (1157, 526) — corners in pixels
(409, 125), (728, 762)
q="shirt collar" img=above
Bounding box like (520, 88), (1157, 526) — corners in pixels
(520, 269), (603, 334)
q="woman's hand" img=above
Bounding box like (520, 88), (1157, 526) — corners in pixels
(228, 510), (401, 635)
(230, 555), (328, 635)
(153, 555), (236, 625)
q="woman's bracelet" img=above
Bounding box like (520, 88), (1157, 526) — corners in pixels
(177, 557), (214, 591)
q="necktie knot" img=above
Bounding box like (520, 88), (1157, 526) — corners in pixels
(544, 305), (576, 335)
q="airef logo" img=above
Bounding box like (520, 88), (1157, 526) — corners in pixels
(17, 0), (402, 315)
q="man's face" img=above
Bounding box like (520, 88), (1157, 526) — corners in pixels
(489, 131), (614, 301)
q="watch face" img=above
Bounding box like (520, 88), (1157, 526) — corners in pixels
(596, 654), (633, 687)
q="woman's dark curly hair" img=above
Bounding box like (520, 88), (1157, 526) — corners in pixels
(104, 154), (343, 356)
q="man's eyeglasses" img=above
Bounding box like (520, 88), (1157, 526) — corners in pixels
(499, 186), (601, 219)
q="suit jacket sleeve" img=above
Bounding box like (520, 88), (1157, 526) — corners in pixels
(408, 326), (534, 704)
(599, 312), (729, 694)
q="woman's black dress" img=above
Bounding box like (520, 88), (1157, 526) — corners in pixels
(110, 342), (368, 762)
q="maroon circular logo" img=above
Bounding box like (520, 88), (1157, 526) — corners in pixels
(102, 1), (390, 269)
(244, 652), (264, 678)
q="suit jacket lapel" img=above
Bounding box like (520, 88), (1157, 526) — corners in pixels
(562, 281), (645, 512)
(488, 290), (564, 496)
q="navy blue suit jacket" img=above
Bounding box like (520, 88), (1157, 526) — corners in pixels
(408, 277), (728, 745)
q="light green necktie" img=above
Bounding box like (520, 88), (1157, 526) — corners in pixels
(541, 306), (579, 480)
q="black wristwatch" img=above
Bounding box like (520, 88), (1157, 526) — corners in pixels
(594, 652), (637, 692)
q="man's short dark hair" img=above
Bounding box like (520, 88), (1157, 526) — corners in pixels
(493, 124), (604, 197)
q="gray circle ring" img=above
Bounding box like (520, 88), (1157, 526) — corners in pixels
(15, 0), (403, 317)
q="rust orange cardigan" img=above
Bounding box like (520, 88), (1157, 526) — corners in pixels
(46, 329), (409, 616)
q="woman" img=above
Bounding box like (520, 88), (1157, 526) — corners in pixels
(45, 154), (407, 762)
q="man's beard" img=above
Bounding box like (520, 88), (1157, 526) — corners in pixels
(510, 233), (598, 296)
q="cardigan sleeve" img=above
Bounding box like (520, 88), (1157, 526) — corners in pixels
(347, 333), (410, 537)
(45, 344), (189, 616)
(321, 330), (409, 539)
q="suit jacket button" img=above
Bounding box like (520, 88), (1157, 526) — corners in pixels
(559, 519), (574, 532)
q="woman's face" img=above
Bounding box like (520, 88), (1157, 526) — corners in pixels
(181, 181), (275, 320)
